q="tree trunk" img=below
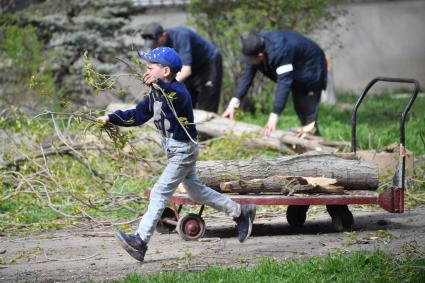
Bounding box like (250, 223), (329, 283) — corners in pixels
(196, 152), (379, 191)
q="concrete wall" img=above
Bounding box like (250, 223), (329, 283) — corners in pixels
(320, 0), (425, 91)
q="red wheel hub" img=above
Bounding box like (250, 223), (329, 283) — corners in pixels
(184, 219), (200, 236)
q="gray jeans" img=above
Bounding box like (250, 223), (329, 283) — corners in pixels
(136, 138), (240, 243)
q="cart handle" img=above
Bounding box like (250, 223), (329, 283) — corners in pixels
(351, 77), (420, 189)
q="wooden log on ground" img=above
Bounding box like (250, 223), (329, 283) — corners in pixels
(196, 152), (379, 191)
(193, 110), (349, 154)
(220, 176), (345, 195)
(103, 106), (348, 154)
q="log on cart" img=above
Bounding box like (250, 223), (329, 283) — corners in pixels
(196, 152), (379, 191)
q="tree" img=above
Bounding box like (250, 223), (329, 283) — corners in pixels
(0, 24), (63, 110)
(188, 0), (345, 113)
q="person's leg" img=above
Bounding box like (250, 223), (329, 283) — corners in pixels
(116, 139), (196, 262)
(194, 53), (222, 113)
(116, 158), (190, 262)
(292, 89), (321, 134)
(136, 140), (197, 243)
(135, 163), (190, 243)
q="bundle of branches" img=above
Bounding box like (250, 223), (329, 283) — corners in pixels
(0, 110), (165, 233)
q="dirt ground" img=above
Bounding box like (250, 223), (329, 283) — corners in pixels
(1, 204), (425, 283)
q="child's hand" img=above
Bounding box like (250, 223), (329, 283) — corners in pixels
(96, 116), (109, 125)
(143, 72), (158, 85)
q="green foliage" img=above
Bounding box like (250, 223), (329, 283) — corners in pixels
(0, 24), (63, 107)
(188, 0), (344, 112)
(113, 250), (425, 282)
(164, 91), (177, 102)
(83, 50), (117, 94)
(0, 111), (157, 234)
(322, 92), (425, 155)
(83, 50), (146, 97)
(178, 116), (190, 128)
(190, 0), (341, 36)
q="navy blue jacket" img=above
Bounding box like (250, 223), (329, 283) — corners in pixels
(108, 80), (197, 142)
(235, 30), (327, 115)
(165, 27), (219, 72)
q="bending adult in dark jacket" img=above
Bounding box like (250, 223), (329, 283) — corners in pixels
(222, 30), (327, 136)
(142, 22), (222, 113)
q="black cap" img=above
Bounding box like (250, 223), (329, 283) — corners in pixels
(239, 33), (265, 63)
(142, 22), (164, 50)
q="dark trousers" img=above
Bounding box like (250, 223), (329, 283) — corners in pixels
(292, 89), (322, 134)
(184, 52), (223, 113)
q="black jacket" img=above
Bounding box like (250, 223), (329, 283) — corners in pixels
(235, 30), (327, 115)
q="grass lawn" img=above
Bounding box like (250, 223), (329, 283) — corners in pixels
(110, 250), (425, 283)
(241, 91), (425, 156)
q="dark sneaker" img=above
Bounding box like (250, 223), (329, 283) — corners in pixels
(234, 204), (256, 243)
(114, 230), (147, 262)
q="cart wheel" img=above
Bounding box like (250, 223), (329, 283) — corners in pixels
(156, 207), (177, 234)
(326, 205), (353, 232)
(286, 205), (309, 227)
(176, 213), (206, 241)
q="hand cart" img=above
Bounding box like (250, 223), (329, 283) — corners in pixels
(146, 77), (420, 241)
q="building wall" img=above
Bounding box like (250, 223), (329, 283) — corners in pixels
(319, 0), (425, 91)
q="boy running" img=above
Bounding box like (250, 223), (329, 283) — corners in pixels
(97, 47), (256, 262)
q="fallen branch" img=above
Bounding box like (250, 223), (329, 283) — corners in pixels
(1, 144), (95, 168)
(193, 110), (350, 154)
(43, 250), (100, 262)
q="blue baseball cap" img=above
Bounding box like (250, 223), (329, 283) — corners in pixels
(138, 47), (182, 73)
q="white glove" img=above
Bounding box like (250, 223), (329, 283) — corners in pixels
(222, 97), (240, 119)
(263, 113), (279, 136)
